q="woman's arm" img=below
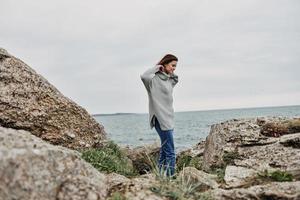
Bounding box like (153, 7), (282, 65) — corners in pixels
(140, 64), (162, 92)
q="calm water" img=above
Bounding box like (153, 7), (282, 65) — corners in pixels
(93, 105), (300, 152)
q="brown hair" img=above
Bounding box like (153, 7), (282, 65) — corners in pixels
(156, 54), (178, 66)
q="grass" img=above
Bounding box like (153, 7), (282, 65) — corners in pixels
(176, 150), (238, 184)
(176, 154), (203, 173)
(257, 169), (294, 182)
(286, 118), (300, 133)
(205, 150), (240, 183)
(222, 150), (240, 165)
(80, 140), (215, 199)
(176, 154), (192, 172)
(80, 140), (139, 177)
(144, 150), (214, 200)
(206, 165), (226, 184)
(108, 192), (128, 200)
(261, 118), (300, 137)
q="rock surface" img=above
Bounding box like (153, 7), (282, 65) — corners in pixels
(123, 142), (161, 174)
(224, 165), (257, 188)
(106, 172), (131, 197)
(0, 48), (106, 149)
(0, 126), (108, 200)
(177, 140), (206, 158)
(107, 172), (166, 200)
(180, 116), (300, 199)
(202, 116), (300, 174)
(211, 181), (300, 200)
(178, 167), (219, 191)
(121, 175), (165, 200)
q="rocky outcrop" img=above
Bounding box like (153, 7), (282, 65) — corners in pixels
(175, 116), (300, 199)
(202, 117), (300, 187)
(117, 173), (165, 200)
(280, 132), (300, 148)
(202, 117), (300, 172)
(106, 172), (166, 200)
(122, 142), (161, 174)
(0, 126), (108, 200)
(177, 140), (206, 158)
(210, 181), (300, 200)
(0, 48), (106, 149)
(106, 172), (131, 197)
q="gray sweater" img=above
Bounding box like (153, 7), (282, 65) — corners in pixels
(140, 64), (179, 131)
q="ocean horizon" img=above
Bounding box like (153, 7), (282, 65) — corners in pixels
(92, 104), (300, 116)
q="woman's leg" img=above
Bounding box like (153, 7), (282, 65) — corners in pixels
(154, 117), (166, 174)
(163, 129), (176, 176)
(154, 117), (176, 176)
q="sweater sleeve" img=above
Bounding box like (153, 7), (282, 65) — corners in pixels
(140, 64), (162, 93)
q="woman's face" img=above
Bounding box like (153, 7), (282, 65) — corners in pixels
(163, 60), (177, 74)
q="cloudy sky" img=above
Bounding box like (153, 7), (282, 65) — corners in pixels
(1, 0), (299, 114)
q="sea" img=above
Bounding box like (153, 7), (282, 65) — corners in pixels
(93, 105), (300, 152)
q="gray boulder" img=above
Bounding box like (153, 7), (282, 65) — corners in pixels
(0, 126), (108, 200)
(0, 48), (106, 149)
(122, 142), (160, 174)
(224, 165), (257, 188)
(202, 117), (300, 176)
(178, 167), (219, 191)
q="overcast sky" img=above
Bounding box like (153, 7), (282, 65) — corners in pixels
(1, 0), (299, 114)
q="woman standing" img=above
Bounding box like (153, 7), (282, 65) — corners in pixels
(140, 54), (179, 177)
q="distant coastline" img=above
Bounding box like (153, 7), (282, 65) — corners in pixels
(92, 113), (139, 117)
(92, 104), (300, 116)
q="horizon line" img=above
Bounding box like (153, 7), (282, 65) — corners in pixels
(91, 104), (300, 116)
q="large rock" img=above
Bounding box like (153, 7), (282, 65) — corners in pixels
(280, 132), (300, 148)
(202, 117), (300, 174)
(178, 167), (219, 191)
(211, 181), (300, 200)
(0, 126), (108, 200)
(123, 142), (161, 174)
(203, 117), (271, 170)
(170, 116), (300, 198)
(0, 48), (106, 149)
(107, 172), (166, 200)
(106, 172), (131, 197)
(224, 165), (257, 188)
(120, 174), (166, 200)
(234, 138), (300, 179)
(177, 140), (206, 158)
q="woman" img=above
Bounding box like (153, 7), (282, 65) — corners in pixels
(140, 54), (179, 177)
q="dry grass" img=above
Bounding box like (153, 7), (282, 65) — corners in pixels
(260, 118), (300, 137)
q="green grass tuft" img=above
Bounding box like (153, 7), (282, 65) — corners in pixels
(222, 150), (240, 165)
(80, 140), (139, 177)
(108, 191), (128, 200)
(206, 164), (226, 183)
(176, 154), (203, 173)
(257, 169), (294, 182)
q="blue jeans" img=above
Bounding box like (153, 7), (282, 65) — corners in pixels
(154, 117), (176, 176)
